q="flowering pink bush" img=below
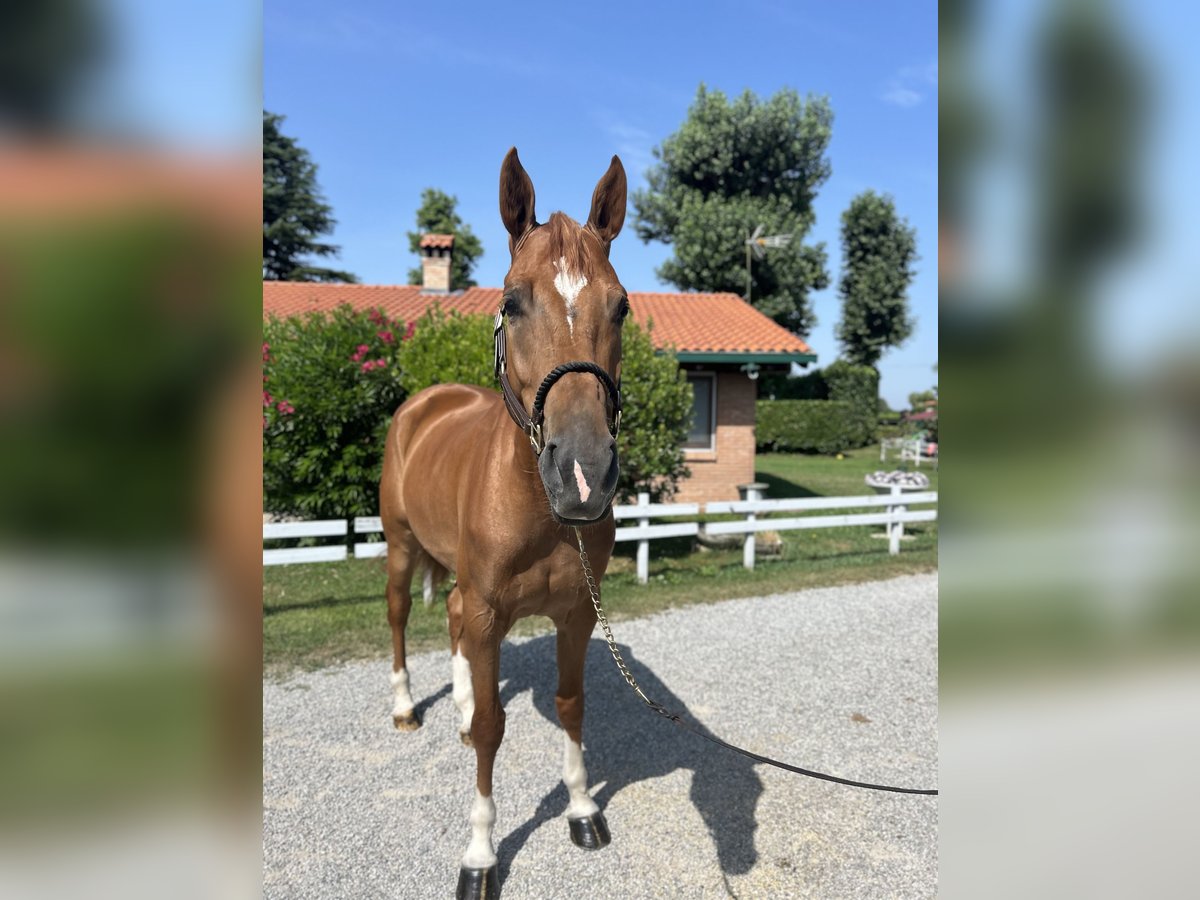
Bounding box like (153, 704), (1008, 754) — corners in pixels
(264, 305), (409, 517)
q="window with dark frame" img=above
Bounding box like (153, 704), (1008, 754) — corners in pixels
(684, 373), (715, 450)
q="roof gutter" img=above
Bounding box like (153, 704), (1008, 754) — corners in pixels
(670, 350), (818, 366)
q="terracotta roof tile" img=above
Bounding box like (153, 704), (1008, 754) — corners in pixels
(419, 233), (455, 249)
(262, 283), (813, 357)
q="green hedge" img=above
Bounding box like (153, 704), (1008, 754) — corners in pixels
(756, 400), (861, 454)
(757, 360), (879, 452)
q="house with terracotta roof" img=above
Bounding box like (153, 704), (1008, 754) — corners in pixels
(263, 235), (817, 502)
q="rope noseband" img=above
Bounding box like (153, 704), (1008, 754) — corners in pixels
(494, 307), (621, 455)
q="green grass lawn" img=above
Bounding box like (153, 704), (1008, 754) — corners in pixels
(264, 444), (937, 674)
(755, 446), (938, 498)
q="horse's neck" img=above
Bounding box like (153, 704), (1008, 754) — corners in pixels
(484, 398), (552, 520)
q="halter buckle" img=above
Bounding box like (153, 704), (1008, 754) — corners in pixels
(493, 310), (506, 377)
(527, 422), (543, 455)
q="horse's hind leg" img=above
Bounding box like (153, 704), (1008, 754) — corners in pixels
(555, 612), (610, 850)
(447, 585), (474, 746)
(385, 528), (421, 730)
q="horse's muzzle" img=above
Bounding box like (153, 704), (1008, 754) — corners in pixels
(538, 435), (618, 523)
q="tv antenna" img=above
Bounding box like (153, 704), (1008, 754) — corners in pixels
(744, 225), (793, 302)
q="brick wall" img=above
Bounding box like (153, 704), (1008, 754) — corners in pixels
(674, 371), (757, 504)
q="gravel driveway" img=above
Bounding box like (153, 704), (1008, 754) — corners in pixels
(264, 574), (938, 899)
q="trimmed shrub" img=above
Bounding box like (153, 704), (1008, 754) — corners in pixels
(824, 359), (879, 447)
(615, 320), (692, 502)
(756, 400), (860, 454)
(397, 305), (494, 395)
(263, 305), (408, 518)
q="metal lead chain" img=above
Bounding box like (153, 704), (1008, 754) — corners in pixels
(570, 527), (939, 795)
(573, 527), (668, 717)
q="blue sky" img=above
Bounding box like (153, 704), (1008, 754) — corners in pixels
(265, 0), (938, 408)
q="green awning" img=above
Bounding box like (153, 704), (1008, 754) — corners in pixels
(672, 350), (818, 366)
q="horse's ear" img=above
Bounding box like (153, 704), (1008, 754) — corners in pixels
(499, 147), (537, 247)
(586, 155), (627, 248)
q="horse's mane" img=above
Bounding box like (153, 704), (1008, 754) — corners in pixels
(542, 211), (593, 276)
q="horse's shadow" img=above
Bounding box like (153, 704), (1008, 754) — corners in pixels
(492, 634), (763, 883)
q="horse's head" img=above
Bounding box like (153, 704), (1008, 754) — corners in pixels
(497, 148), (628, 525)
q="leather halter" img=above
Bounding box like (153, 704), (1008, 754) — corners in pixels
(493, 307), (622, 455)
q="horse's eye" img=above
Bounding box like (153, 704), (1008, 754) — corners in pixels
(502, 295), (521, 318)
(616, 298), (630, 323)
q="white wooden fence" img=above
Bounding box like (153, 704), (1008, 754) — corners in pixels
(264, 486), (936, 583)
(881, 436), (938, 468)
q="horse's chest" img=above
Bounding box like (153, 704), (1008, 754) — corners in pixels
(492, 555), (586, 622)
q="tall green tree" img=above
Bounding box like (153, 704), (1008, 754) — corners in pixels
(406, 189), (484, 289)
(263, 111), (357, 283)
(0, 0), (105, 133)
(835, 191), (918, 369)
(632, 85), (833, 336)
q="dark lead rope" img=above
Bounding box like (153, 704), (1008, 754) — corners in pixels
(573, 527), (939, 797)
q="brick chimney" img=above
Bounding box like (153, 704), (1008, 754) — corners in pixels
(419, 233), (454, 293)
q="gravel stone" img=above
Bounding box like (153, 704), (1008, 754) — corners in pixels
(264, 574), (938, 898)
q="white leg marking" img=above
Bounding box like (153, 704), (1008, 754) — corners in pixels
(573, 459), (592, 503)
(390, 668), (414, 718)
(462, 789), (497, 869)
(563, 735), (600, 818)
(553, 256), (588, 337)
(422, 567), (433, 605)
(452, 650), (474, 735)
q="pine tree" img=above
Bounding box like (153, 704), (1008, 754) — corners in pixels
(405, 189), (483, 289)
(632, 85), (833, 336)
(263, 111), (356, 282)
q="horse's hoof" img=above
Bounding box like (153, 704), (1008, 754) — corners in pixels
(392, 712), (420, 731)
(459, 729), (473, 747)
(568, 812), (611, 850)
(456, 864), (499, 900)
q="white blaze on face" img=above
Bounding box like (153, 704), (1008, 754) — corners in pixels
(390, 668), (414, 719)
(463, 789), (497, 869)
(553, 256), (588, 337)
(573, 459), (592, 503)
(563, 735), (600, 818)
(451, 649), (474, 735)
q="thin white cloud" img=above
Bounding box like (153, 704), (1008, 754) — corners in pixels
(593, 112), (656, 180)
(883, 85), (923, 108)
(882, 60), (938, 108)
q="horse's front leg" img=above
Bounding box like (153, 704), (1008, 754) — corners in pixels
(456, 604), (505, 900)
(556, 611), (610, 850)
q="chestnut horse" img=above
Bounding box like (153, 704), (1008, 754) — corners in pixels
(380, 148), (628, 899)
